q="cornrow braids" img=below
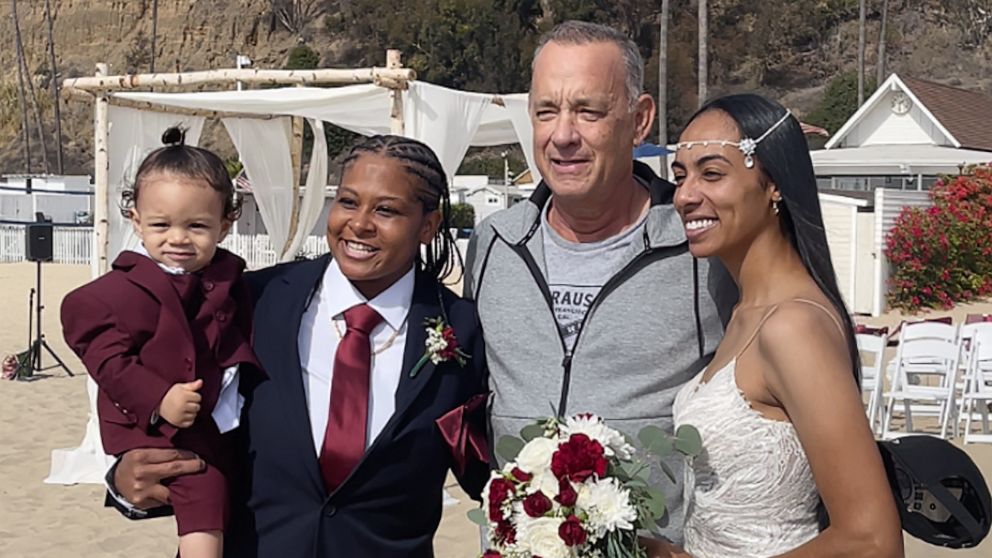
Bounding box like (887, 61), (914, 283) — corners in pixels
(341, 135), (462, 283)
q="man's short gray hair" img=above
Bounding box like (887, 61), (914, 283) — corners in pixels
(533, 20), (645, 109)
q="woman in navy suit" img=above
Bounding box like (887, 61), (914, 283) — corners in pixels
(107, 135), (490, 558)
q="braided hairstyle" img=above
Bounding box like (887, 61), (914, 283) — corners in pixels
(340, 135), (461, 283)
(121, 126), (242, 221)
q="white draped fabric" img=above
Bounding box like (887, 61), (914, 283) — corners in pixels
(289, 118), (330, 258)
(222, 117), (329, 261)
(111, 82), (535, 252)
(222, 117), (296, 260)
(503, 96), (541, 184)
(404, 82), (493, 180)
(44, 377), (116, 485)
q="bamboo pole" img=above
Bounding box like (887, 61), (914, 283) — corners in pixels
(282, 88), (305, 260)
(62, 88), (275, 119)
(63, 67), (416, 92)
(94, 63), (110, 275)
(387, 50), (405, 135)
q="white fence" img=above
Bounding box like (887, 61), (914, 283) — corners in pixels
(0, 225), (328, 269)
(0, 225), (93, 265)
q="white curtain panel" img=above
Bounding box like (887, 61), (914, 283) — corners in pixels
(403, 82), (493, 181)
(222, 116), (295, 261)
(106, 106), (205, 271)
(503, 95), (540, 184)
(44, 377), (116, 485)
(285, 118), (329, 259)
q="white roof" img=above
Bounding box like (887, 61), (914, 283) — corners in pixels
(825, 74), (959, 150)
(811, 144), (992, 176)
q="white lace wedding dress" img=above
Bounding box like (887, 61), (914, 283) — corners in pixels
(673, 329), (822, 557)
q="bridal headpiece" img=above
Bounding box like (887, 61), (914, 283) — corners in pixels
(674, 110), (792, 168)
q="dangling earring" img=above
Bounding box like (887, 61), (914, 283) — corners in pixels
(772, 199), (780, 215)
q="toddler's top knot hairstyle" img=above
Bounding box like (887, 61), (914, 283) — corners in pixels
(121, 125), (241, 221)
(161, 126), (186, 147)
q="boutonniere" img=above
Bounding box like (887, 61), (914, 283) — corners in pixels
(409, 316), (471, 378)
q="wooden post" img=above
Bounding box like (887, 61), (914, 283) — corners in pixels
(387, 50), (405, 135)
(93, 63), (110, 276)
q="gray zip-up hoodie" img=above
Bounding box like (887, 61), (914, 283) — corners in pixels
(464, 161), (736, 543)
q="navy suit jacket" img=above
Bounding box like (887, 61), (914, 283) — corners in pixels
(226, 255), (489, 558)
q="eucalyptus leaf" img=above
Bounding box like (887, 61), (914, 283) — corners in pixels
(643, 486), (667, 519)
(635, 464), (653, 481)
(496, 435), (525, 462)
(638, 425), (674, 457)
(674, 424), (703, 457)
(658, 459), (677, 484)
(520, 422), (545, 442)
(466, 507), (488, 526)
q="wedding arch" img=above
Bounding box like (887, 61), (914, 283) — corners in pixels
(60, 50), (536, 275)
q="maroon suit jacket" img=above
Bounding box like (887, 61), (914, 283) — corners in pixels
(61, 248), (262, 460)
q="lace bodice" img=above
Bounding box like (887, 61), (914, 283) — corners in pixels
(673, 359), (821, 558)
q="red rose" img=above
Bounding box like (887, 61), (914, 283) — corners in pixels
(555, 478), (578, 507)
(558, 514), (587, 547)
(482, 551), (502, 558)
(511, 467), (533, 482)
(550, 433), (607, 483)
(488, 478), (514, 521)
(495, 520), (516, 544)
(439, 327), (459, 359)
(523, 491), (553, 518)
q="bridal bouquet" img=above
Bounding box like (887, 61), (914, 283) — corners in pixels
(471, 414), (701, 558)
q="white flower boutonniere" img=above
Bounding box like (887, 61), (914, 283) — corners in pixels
(409, 316), (470, 378)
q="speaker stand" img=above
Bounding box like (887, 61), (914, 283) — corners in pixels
(26, 260), (74, 377)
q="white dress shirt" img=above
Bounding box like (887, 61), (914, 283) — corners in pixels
(299, 259), (414, 455)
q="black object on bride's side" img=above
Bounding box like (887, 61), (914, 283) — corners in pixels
(876, 436), (991, 549)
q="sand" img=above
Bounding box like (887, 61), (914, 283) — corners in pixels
(0, 261), (990, 557)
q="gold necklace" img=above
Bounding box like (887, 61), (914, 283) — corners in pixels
(333, 318), (402, 355)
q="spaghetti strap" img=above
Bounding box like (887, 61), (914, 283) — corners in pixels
(735, 305), (782, 360)
(790, 298), (847, 339)
(734, 298), (845, 360)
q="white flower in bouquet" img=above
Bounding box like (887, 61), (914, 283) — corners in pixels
(515, 437), (561, 497)
(517, 516), (573, 558)
(562, 414), (635, 460)
(516, 437), (557, 474)
(576, 477), (638, 539)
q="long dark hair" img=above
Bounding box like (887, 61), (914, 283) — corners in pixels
(340, 135), (461, 283)
(688, 94), (861, 383)
(121, 126), (241, 220)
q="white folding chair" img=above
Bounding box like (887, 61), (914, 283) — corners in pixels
(881, 322), (961, 439)
(856, 332), (888, 435)
(961, 327), (992, 444)
(955, 321), (988, 415)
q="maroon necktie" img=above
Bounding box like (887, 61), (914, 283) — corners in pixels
(319, 303), (383, 493)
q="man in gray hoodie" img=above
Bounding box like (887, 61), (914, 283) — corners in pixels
(464, 20), (736, 544)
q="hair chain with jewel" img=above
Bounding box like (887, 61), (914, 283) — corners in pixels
(675, 110), (792, 168)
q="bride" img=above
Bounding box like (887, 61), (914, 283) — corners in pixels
(649, 94), (902, 558)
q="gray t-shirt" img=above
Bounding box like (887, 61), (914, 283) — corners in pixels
(542, 204), (647, 350)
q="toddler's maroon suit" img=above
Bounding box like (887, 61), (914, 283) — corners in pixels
(61, 248), (263, 535)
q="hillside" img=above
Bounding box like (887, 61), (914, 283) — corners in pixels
(2, 0), (992, 176)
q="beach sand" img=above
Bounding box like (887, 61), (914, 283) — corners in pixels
(0, 262), (990, 557)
